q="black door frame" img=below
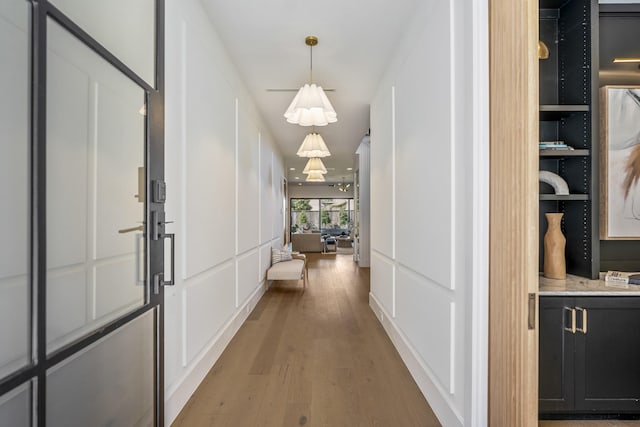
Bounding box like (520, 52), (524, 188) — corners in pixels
(0, 1), (165, 425)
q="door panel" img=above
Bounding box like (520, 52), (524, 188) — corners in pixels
(0, 0), (30, 380)
(48, 0), (156, 86)
(539, 297), (574, 413)
(575, 297), (640, 412)
(46, 17), (145, 353)
(0, 383), (31, 426)
(0, 1), (164, 425)
(46, 310), (154, 426)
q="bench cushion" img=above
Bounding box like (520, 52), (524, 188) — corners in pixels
(266, 259), (305, 281)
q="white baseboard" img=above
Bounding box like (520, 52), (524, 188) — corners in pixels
(369, 293), (464, 427)
(165, 283), (265, 426)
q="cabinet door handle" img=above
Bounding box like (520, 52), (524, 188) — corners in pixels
(576, 307), (587, 334)
(564, 306), (576, 334)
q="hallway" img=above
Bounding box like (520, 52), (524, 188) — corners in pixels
(172, 253), (441, 426)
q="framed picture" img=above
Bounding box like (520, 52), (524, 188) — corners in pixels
(600, 86), (640, 239)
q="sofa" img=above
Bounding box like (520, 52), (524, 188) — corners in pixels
(291, 232), (323, 252)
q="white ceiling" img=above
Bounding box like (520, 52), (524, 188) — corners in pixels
(201, 0), (421, 183)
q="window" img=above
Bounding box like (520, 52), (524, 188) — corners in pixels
(290, 198), (354, 238)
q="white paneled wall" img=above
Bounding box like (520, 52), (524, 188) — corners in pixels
(356, 138), (371, 268)
(369, 1), (488, 426)
(182, 21), (236, 278)
(164, 0), (285, 424)
(236, 104), (261, 254)
(260, 136), (275, 244)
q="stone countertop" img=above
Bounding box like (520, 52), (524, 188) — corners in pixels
(539, 273), (640, 296)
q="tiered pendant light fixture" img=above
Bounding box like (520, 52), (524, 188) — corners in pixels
(284, 36), (337, 126)
(305, 172), (326, 182)
(296, 131), (331, 158)
(302, 157), (327, 175)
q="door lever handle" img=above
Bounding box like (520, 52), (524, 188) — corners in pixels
(118, 225), (144, 234)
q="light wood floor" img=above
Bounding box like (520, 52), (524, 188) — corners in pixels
(540, 421), (640, 426)
(172, 252), (440, 426)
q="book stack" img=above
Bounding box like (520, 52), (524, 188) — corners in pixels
(539, 141), (573, 150)
(604, 270), (640, 286)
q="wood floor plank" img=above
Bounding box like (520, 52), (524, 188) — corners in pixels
(539, 422), (640, 427)
(172, 253), (440, 426)
(249, 295), (293, 375)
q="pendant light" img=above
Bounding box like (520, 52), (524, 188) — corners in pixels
(296, 131), (331, 158)
(284, 36), (337, 126)
(302, 157), (327, 175)
(305, 172), (326, 182)
(337, 177), (351, 192)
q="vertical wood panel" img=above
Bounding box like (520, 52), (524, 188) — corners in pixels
(489, 0), (539, 425)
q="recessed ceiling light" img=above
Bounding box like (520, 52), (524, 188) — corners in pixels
(613, 58), (640, 63)
(346, 167), (353, 171)
(298, 183), (302, 186)
(289, 167), (296, 171)
(295, 176), (300, 180)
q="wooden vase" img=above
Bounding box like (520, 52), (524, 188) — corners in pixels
(543, 212), (566, 279)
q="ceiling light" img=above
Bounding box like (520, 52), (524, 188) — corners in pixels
(283, 36), (337, 126)
(289, 167), (296, 171)
(294, 176), (300, 180)
(296, 132), (331, 157)
(613, 58), (640, 63)
(346, 167), (353, 171)
(302, 157), (327, 175)
(337, 177), (351, 192)
(305, 172), (325, 182)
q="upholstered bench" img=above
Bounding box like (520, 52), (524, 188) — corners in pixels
(266, 253), (307, 289)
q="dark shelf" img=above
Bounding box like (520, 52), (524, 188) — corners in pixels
(539, 105), (589, 120)
(540, 194), (589, 201)
(540, 149), (590, 157)
(537, 0), (598, 280)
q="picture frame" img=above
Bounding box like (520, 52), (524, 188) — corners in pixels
(600, 85), (640, 240)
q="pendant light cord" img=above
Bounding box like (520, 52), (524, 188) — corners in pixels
(309, 43), (313, 83)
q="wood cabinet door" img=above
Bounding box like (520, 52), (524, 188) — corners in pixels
(574, 297), (640, 413)
(539, 297), (575, 414)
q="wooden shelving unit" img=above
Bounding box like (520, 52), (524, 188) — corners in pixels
(538, 0), (599, 279)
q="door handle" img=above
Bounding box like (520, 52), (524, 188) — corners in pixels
(576, 307), (587, 334)
(564, 306), (576, 334)
(118, 225), (144, 233)
(135, 233), (145, 286)
(528, 293), (536, 330)
(153, 233), (175, 293)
